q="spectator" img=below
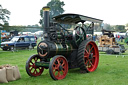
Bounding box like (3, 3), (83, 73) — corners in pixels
(18, 38), (24, 42)
(115, 34), (118, 42)
(120, 35), (123, 42)
(10, 34), (14, 39)
(93, 35), (96, 41)
(117, 35), (120, 42)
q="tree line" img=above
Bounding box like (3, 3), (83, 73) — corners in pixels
(101, 23), (126, 32)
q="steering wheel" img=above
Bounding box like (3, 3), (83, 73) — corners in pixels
(73, 26), (86, 46)
(88, 22), (94, 29)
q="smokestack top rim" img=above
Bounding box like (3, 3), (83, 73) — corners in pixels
(43, 6), (50, 11)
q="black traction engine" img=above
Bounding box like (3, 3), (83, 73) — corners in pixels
(26, 6), (103, 80)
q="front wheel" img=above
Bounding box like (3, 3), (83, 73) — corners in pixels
(2, 47), (8, 51)
(26, 54), (44, 77)
(106, 49), (114, 54)
(49, 55), (68, 80)
(9, 46), (15, 51)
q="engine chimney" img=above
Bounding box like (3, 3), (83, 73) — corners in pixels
(42, 6), (50, 40)
(42, 6), (50, 30)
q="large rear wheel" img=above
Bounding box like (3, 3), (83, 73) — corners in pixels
(77, 40), (99, 72)
(49, 55), (68, 80)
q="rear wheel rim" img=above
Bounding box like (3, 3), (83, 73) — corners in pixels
(49, 55), (68, 80)
(84, 41), (99, 72)
(26, 54), (44, 76)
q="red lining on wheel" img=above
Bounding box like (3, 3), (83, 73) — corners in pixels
(84, 41), (99, 72)
(52, 56), (68, 80)
(28, 55), (44, 76)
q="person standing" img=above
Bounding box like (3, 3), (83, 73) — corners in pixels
(117, 35), (120, 42)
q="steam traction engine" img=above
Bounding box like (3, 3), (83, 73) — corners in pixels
(26, 6), (103, 80)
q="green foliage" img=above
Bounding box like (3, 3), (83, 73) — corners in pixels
(2, 24), (42, 32)
(2, 26), (25, 32)
(47, 0), (65, 19)
(94, 23), (102, 32)
(39, 0), (65, 25)
(115, 25), (126, 32)
(0, 5), (10, 25)
(0, 4), (11, 32)
(101, 24), (126, 32)
(23, 25), (42, 32)
(103, 23), (114, 31)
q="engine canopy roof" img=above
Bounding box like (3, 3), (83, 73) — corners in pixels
(53, 13), (103, 24)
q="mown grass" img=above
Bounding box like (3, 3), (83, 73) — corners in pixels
(0, 41), (128, 85)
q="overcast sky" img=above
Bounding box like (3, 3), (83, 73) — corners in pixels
(0, 0), (128, 26)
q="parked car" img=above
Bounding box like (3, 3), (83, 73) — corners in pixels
(1, 35), (37, 51)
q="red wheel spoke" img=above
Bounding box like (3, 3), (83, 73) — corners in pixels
(84, 57), (89, 64)
(89, 60), (93, 67)
(53, 65), (58, 70)
(86, 62), (90, 68)
(56, 72), (59, 77)
(49, 56), (68, 80)
(85, 59), (93, 68)
(84, 53), (89, 57)
(30, 61), (34, 64)
(35, 57), (39, 62)
(89, 46), (94, 53)
(85, 60), (88, 64)
(53, 70), (56, 74)
(85, 49), (89, 54)
(62, 63), (65, 66)
(62, 61), (65, 66)
(62, 70), (65, 74)
(34, 58), (37, 62)
(29, 64), (33, 67)
(57, 59), (60, 65)
(35, 69), (38, 74)
(58, 71), (61, 77)
(63, 65), (66, 69)
(26, 54), (44, 77)
(39, 67), (42, 71)
(56, 71), (60, 77)
(33, 69), (36, 74)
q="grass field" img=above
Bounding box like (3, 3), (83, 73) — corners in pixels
(0, 41), (128, 85)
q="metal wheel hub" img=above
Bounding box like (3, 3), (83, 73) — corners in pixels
(89, 53), (93, 59)
(32, 63), (37, 68)
(59, 65), (63, 71)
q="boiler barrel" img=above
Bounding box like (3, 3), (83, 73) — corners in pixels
(55, 43), (73, 55)
(37, 41), (73, 58)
